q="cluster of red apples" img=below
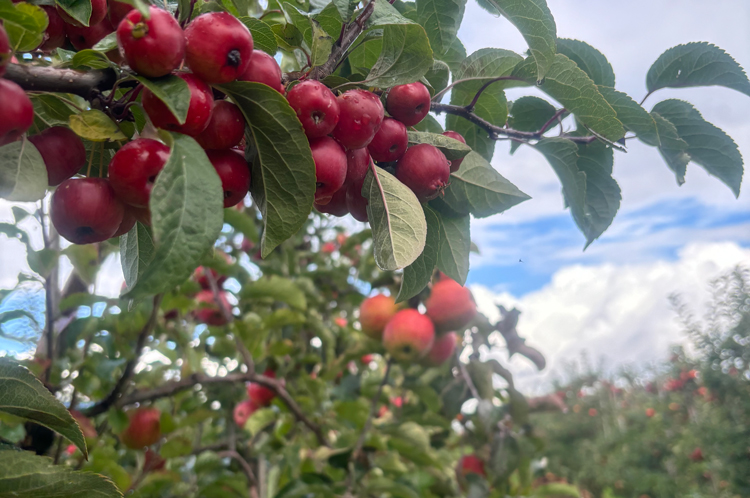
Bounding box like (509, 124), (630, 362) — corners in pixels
(358, 275), (477, 364)
(0, 0), (466, 246)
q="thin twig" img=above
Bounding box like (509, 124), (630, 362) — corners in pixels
(455, 350), (480, 399)
(85, 294), (163, 417)
(218, 450), (259, 498)
(464, 76), (527, 111)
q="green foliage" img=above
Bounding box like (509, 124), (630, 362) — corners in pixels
(0, 139), (48, 202)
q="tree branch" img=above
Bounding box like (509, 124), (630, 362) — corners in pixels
(455, 350), (480, 400)
(217, 450), (259, 498)
(306, 0), (376, 81)
(85, 294), (163, 417)
(5, 63), (117, 100)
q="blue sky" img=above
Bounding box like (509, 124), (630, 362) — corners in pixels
(1, 0), (749, 387)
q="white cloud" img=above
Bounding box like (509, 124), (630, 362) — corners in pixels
(470, 242), (750, 393)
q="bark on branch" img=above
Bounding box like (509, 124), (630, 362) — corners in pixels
(5, 63), (117, 100)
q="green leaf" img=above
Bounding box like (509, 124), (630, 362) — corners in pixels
(0, 451), (121, 497)
(507, 96), (557, 153)
(119, 222), (155, 292)
(55, 0), (92, 26)
(367, 0), (413, 28)
(241, 275), (307, 310)
(597, 86), (658, 145)
(532, 483), (581, 497)
(239, 17), (277, 55)
(123, 134), (224, 298)
(481, 0), (556, 81)
(30, 94), (78, 127)
(415, 0), (466, 57)
(0, 0), (44, 31)
(223, 208), (259, 244)
(364, 166), (427, 271)
(69, 49), (115, 70)
(69, 110), (126, 142)
(310, 19), (333, 67)
(438, 151), (530, 218)
(0, 139), (48, 202)
(365, 24), (433, 88)
(348, 32), (382, 73)
(649, 113), (690, 185)
(513, 53), (624, 141)
(91, 31), (117, 52)
(435, 212), (470, 285)
(332, 0), (357, 22)
(0, 358), (87, 458)
(424, 59), (450, 94)
(412, 114), (443, 134)
(444, 117), (496, 162)
(134, 75), (191, 126)
(454, 47), (524, 81)
(271, 22), (303, 51)
(221, 81), (316, 257)
(406, 131), (471, 161)
(4, 2), (47, 52)
(575, 141), (621, 247)
(646, 42), (750, 98)
(652, 99), (743, 197)
(556, 38), (615, 87)
(397, 205), (440, 302)
(244, 407), (277, 436)
(436, 36), (466, 74)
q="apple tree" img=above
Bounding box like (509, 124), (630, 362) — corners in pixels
(0, 0), (747, 495)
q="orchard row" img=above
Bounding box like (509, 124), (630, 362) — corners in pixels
(0, 2), (467, 247)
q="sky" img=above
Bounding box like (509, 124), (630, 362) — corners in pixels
(1, 0), (749, 390)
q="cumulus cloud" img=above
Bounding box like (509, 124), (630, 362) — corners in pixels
(470, 242), (750, 393)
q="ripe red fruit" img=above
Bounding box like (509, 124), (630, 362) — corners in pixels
(314, 187), (348, 216)
(368, 118), (408, 162)
(108, 138), (170, 207)
(690, 447), (704, 462)
(112, 207), (138, 237)
(0, 80), (34, 146)
(645, 408), (655, 417)
(442, 130), (466, 172)
(422, 332), (458, 367)
(142, 73), (214, 136)
(108, 0), (134, 26)
(69, 410), (97, 439)
(206, 149), (251, 207)
(193, 265), (227, 290)
(143, 448), (166, 472)
(457, 455), (486, 486)
(38, 6), (67, 51)
(588, 408), (598, 416)
(346, 185), (369, 222)
(396, 144), (450, 202)
(0, 24), (9, 77)
(66, 18), (114, 51)
(58, 0), (107, 27)
(332, 89), (385, 149)
(361, 354), (374, 364)
(425, 278), (477, 333)
(286, 80), (340, 138)
(120, 408), (161, 449)
(359, 294), (397, 340)
(247, 369), (276, 406)
(195, 100), (245, 150)
(238, 49), (284, 92)
(310, 136), (347, 205)
(382, 309), (435, 361)
(184, 12), (253, 84)
(117, 6), (186, 78)
(386, 82), (431, 127)
(51, 178), (125, 244)
(28, 127), (86, 186)
(233, 400), (258, 427)
(194, 289), (231, 326)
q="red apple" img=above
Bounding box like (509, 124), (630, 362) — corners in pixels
(368, 117), (408, 162)
(194, 289), (231, 326)
(108, 138), (170, 207)
(286, 80), (340, 138)
(184, 12), (253, 84)
(38, 6), (67, 51)
(359, 294), (397, 340)
(195, 100), (246, 150)
(425, 278), (476, 333)
(247, 369), (276, 406)
(28, 126), (86, 186)
(51, 178), (126, 244)
(386, 82), (431, 127)
(331, 89), (384, 149)
(422, 332), (458, 367)
(0, 24), (9, 77)
(396, 144), (450, 202)
(117, 6), (186, 78)
(206, 149), (251, 207)
(314, 187), (348, 216)
(442, 130), (466, 172)
(0, 79), (34, 146)
(66, 18), (114, 51)
(233, 399), (258, 427)
(382, 309), (435, 361)
(120, 407), (161, 449)
(142, 73), (214, 136)
(238, 49), (284, 92)
(108, 0), (134, 26)
(310, 136), (347, 205)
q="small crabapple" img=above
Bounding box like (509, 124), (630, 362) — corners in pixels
(142, 73), (214, 136)
(286, 80), (340, 138)
(331, 89), (384, 149)
(184, 12), (254, 84)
